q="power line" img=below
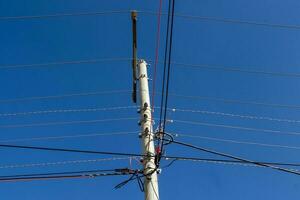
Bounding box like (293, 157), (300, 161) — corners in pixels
(147, 59), (300, 78)
(170, 107), (300, 123)
(0, 173), (106, 182)
(0, 57), (130, 70)
(4, 10), (300, 31)
(173, 119), (300, 136)
(2, 56), (300, 78)
(1, 90), (298, 112)
(0, 90), (131, 104)
(142, 11), (300, 30)
(0, 117), (137, 129)
(1, 156), (300, 171)
(0, 106), (137, 117)
(173, 13), (300, 30)
(162, 0), (176, 133)
(0, 10), (131, 21)
(172, 62), (300, 78)
(163, 157), (300, 169)
(158, 0), (176, 167)
(169, 93), (300, 109)
(0, 168), (138, 183)
(150, 0), (163, 114)
(0, 169), (117, 179)
(0, 143), (143, 157)
(1, 154), (300, 171)
(2, 157), (300, 183)
(0, 157), (135, 170)
(170, 132), (300, 150)
(0, 131), (138, 143)
(0, 142), (299, 169)
(164, 156), (300, 167)
(166, 139), (300, 176)
(158, 1), (172, 132)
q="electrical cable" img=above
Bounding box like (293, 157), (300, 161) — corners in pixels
(161, 157), (300, 171)
(150, 0), (163, 113)
(0, 57), (130, 70)
(0, 131), (139, 143)
(0, 143), (144, 157)
(3, 10), (300, 31)
(0, 157), (135, 170)
(0, 106), (138, 117)
(158, 1), (172, 132)
(165, 138), (300, 176)
(114, 170), (142, 190)
(0, 10), (131, 21)
(0, 143), (299, 168)
(163, 156), (300, 167)
(173, 13), (300, 30)
(150, 179), (160, 200)
(173, 119), (300, 136)
(145, 59), (300, 78)
(162, 158), (177, 169)
(1, 155), (300, 172)
(169, 107), (300, 124)
(171, 132), (300, 150)
(0, 90), (131, 104)
(0, 174), (99, 182)
(2, 56), (300, 78)
(0, 169), (117, 179)
(157, 0), (176, 166)
(142, 11), (300, 30)
(172, 62), (300, 78)
(0, 117), (138, 129)
(161, 0), (176, 134)
(0, 168), (137, 183)
(169, 93), (300, 109)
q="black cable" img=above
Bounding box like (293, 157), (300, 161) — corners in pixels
(162, 0), (176, 133)
(162, 156), (300, 167)
(114, 170), (144, 191)
(0, 168), (139, 183)
(1, 158), (300, 183)
(162, 158), (178, 169)
(166, 139), (300, 176)
(163, 132), (174, 145)
(158, 0), (176, 165)
(114, 172), (139, 189)
(0, 169), (122, 179)
(158, 0), (172, 131)
(0, 143), (299, 168)
(0, 172), (128, 182)
(136, 175), (144, 192)
(0, 143), (143, 157)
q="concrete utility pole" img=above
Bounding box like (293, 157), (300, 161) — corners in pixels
(138, 59), (159, 200)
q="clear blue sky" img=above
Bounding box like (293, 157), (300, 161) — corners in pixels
(0, 0), (300, 199)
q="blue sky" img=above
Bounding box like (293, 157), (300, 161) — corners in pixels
(0, 0), (300, 199)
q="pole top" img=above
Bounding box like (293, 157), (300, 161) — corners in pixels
(131, 10), (137, 19)
(138, 59), (147, 65)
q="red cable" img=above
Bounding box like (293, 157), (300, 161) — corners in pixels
(151, 0), (163, 114)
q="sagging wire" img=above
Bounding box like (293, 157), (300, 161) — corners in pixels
(114, 170), (143, 191)
(114, 166), (159, 192)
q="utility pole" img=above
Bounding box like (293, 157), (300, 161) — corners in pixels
(131, 11), (159, 200)
(138, 59), (159, 200)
